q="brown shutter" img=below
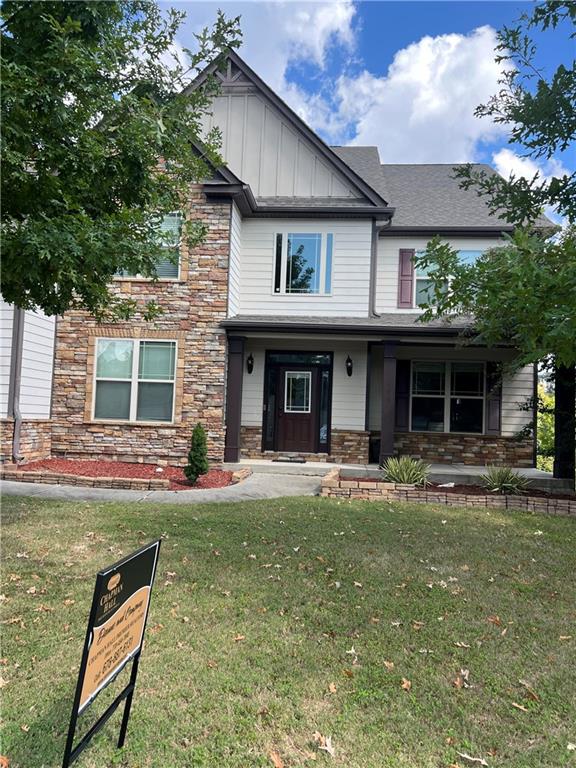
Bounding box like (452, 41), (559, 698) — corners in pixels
(395, 359), (411, 431)
(397, 249), (415, 308)
(485, 362), (502, 435)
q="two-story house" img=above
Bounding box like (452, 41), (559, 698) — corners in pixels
(47, 51), (537, 469)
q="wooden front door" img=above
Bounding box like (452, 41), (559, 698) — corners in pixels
(276, 367), (318, 453)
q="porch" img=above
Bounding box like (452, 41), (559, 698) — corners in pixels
(222, 323), (536, 470)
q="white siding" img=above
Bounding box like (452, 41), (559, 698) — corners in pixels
(0, 300), (14, 418)
(228, 202), (242, 317)
(241, 338), (367, 431)
(239, 219), (372, 317)
(375, 236), (505, 313)
(501, 365), (534, 437)
(20, 310), (55, 418)
(202, 93), (361, 199)
(368, 346), (534, 436)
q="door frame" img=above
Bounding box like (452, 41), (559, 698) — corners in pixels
(262, 350), (333, 454)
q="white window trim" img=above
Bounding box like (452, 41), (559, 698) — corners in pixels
(409, 360), (486, 434)
(92, 338), (177, 424)
(284, 371), (312, 414)
(272, 231), (333, 297)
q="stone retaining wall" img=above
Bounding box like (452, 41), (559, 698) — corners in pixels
(320, 469), (576, 516)
(0, 467), (169, 490)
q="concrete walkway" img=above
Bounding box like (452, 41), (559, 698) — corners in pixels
(0, 472), (321, 505)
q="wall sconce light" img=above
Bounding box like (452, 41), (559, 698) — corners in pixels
(345, 355), (353, 377)
(246, 353), (254, 374)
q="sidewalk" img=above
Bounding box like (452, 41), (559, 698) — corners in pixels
(0, 472), (321, 505)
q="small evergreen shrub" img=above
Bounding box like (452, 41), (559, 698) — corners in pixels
(184, 423), (209, 484)
(479, 466), (531, 495)
(381, 456), (430, 486)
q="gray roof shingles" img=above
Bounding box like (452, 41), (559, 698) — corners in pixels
(222, 314), (474, 332)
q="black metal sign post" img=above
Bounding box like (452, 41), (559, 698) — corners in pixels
(62, 539), (161, 768)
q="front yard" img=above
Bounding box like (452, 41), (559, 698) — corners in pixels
(2, 495), (575, 767)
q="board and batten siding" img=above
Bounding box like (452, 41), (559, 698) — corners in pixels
(368, 345), (533, 437)
(0, 300), (14, 418)
(238, 219), (372, 317)
(228, 202), (242, 316)
(241, 338), (367, 432)
(375, 236), (505, 313)
(202, 93), (360, 199)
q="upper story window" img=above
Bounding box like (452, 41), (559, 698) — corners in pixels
(93, 338), (176, 422)
(413, 249), (483, 308)
(116, 212), (182, 280)
(274, 232), (333, 295)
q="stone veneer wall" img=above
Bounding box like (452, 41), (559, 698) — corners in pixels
(1, 419), (52, 463)
(239, 426), (370, 464)
(393, 432), (534, 467)
(51, 186), (231, 465)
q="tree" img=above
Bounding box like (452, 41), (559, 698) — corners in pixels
(416, 1), (575, 483)
(184, 423), (209, 484)
(1, 1), (241, 320)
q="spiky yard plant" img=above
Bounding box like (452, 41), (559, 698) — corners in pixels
(381, 456), (430, 486)
(479, 466), (531, 495)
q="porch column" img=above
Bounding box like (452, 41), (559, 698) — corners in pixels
(379, 341), (397, 465)
(553, 362), (575, 487)
(224, 335), (245, 463)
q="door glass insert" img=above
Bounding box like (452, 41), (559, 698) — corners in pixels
(284, 371), (311, 413)
(319, 369), (330, 449)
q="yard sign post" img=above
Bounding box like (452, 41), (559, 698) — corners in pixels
(62, 539), (161, 767)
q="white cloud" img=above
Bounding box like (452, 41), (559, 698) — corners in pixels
(337, 26), (508, 162)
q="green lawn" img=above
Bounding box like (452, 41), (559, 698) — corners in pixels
(1, 495), (575, 768)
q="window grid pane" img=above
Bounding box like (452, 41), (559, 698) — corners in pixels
(286, 233), (321, 294)
(94, 381), (131, 420)
(96, 339), (133, 379)
(285, 371), (311, 413)
(412, 363), (445, 395)
(138, 341), (176, 381)
(137, 382), (174, 422)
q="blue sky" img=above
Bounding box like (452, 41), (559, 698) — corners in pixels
(165, 1), (574, 186)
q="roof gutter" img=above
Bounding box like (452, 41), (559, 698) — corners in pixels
(220, 318), (469, 338)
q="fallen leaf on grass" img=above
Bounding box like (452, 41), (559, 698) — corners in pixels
(487, 615), (502, 627)
(412, 621), (425, 631)
(328, 682), (337, 694)
(63, 599), (75, 606)
(207, 660), (218, 669)
(454, 642), (471, 649)
(20, 724), (29, 733)
(0, 756), (9, 768)
(519, 680), (539, 701)
(456, 752), (488, 766)
(559, 635), (572, 641)
(313, 732), (335, 757)
(511, 702), (529, 712)
(26, 587), (36, 595)
(342, 669), (354, 678)
(269, 750), (284, 767)
(384, 660), (395, 671)
(401, 678), (412, 691)
(234, 634), (245, 642)
(453, 669), (471, 690)
(353, 581), (363, 589)
(0, 677), (8, 689)
(567, 743), (575, 751)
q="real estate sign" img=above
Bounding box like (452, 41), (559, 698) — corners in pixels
(63, 540), (161, 767)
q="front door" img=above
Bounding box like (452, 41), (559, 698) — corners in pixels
(276, 367), (318, 453)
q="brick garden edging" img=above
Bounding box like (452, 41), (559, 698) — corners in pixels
(320, 469), (576, 516)
(0, 466), (252, 491)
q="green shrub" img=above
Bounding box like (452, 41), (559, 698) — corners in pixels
(184, 423), (209, 484)
(381, 456), (430, 486)
(479, 466), (531, 495)
(536, 454), (553, 473)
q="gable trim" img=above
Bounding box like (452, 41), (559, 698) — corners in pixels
(187, 50), (389, 208)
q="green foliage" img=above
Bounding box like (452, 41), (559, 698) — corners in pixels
(480, 466), (531, 495)
(381, 456), (430, 486)
(416, 228), (576, 368)
(184, 422), (209, 483)
(1, 1), (241, 319)
(454, 1), (575, 226)
(537, 384), (555, 457)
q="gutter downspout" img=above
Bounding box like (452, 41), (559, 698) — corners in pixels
(7, 307), (25, 464)
(369, 216), (392, 318)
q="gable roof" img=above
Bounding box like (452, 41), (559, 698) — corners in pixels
(332, 148), (554, 231)
(187, 51), (391, 211)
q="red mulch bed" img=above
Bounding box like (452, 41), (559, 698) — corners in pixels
(345, 477), (574, 501)
(20, 459), (233, 491)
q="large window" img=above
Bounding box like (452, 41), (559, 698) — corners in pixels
(414, 249), (484, 307)
(94, 339), (176, 422)
(411, 361), (485, 433)
(116, 212), (182, 279)
(274, 232), (333, 295)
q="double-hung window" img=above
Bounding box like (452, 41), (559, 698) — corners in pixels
(94, 339), (176, 422)
(274, 232), (333, 295)
(413, 249), (484, 308)
(116, 212), (182, 279)
(411, 361), (485, 433)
